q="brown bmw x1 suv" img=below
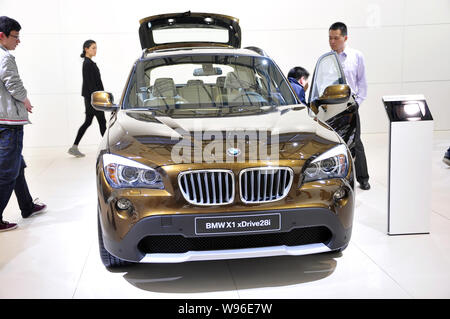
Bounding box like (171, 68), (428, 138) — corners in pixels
(93, 12), (356, 268)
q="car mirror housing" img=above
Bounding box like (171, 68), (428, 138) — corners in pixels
(91, 91), (118, 112)
(316, 84), (351, 107)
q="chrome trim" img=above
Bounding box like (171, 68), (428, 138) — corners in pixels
(139, 243), (331, 263)
(178, 169), (234, 206)
(239, 167), (294, 204)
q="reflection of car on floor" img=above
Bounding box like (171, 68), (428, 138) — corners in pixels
(93, 12), (357, 268)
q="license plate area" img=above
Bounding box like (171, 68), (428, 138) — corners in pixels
(195, 213), (281, 235)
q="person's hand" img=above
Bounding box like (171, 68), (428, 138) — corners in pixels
(24, 98), (33, 113)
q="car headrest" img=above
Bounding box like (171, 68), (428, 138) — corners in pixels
(152, 78), (177, 97)
(186, 79), (204, 86)
(224, 72), (244, 90)
(216, 76), (226, 88)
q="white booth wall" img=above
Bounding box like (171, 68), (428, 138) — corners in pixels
(1, 0), (449, 148)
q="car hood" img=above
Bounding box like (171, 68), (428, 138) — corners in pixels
(107, 107), (342, 167)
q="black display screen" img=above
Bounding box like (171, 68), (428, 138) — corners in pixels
(383, 99), (433, 122)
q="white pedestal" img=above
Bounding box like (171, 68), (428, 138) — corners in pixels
(383, 95), (433, 235)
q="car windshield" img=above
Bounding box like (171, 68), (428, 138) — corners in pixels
(124, 54), (297, 117)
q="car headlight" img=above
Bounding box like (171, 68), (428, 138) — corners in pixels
(303, 144), (349, 182)
(102, 154), (164, 189)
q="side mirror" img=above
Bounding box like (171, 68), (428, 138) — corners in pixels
(316, 84), (350, 107)
(91, 91), (118, 111)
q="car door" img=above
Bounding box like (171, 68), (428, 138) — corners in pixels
(308, 52), (358, 154)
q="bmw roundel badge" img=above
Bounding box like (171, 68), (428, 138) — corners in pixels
(227, 147), (241, 156)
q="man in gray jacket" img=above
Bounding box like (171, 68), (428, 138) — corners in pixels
(0, 16), (46, 232)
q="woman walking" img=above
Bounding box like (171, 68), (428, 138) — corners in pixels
(68, 40), (106, 157)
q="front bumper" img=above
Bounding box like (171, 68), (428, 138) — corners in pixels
(100, 207), (352, 263)
(97, 156), (354, 263)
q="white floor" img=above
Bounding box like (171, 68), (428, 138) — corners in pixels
(0, 132), (449, 299)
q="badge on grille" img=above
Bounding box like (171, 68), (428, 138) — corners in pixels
(227, 147), (241, 156)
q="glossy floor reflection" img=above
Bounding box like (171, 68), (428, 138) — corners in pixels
(0, 132), (449, 299)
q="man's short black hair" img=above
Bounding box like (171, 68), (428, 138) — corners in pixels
(0, 16), (21, 37)
(329, 22), (347, 37)
(288, 66), (309, 81)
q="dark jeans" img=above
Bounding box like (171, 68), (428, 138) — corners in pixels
(354, 109), (370, 184)
(74, 97), (106, 145)
(0, 126), (34, 220)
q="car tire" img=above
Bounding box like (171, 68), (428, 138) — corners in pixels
(97, 214), (132, 268)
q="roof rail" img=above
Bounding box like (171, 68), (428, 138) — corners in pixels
(244, 46), (268, 57)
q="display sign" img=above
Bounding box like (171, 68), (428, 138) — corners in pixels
(383, 94), (433, 122)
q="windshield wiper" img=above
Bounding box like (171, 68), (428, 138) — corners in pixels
(125, 107), (160, 111)
(229, 105), (260, 113)
(229, 104), (274, 112)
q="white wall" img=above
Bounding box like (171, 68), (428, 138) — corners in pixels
(1, 0), (449, 147)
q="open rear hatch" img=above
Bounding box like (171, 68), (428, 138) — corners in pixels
(139, 11), (241, 51)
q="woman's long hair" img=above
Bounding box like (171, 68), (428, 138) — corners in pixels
(80, 39), (96, 58)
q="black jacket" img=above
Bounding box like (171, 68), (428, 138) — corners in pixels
(81, 57), (104, 98)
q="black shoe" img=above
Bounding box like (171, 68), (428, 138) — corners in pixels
(443, 149), (450, 166)
(444, 154), (450, 166)
(359, 181), (371, 190)
(22, 198), (47, 218)
(0, 220), (18, 232)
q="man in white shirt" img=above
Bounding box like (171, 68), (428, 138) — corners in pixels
(329, 22), (370, 190)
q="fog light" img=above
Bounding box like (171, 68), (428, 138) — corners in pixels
(116, 198), (132, 210)
(333, 188), (346, 200)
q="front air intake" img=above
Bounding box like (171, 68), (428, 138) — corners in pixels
(178, 170), (234, 206)
(239, 167), (293, 203)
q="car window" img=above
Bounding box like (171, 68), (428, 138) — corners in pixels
(125, 54), (297, 116)
(309, 53), (345, 103)
(153, 28), (229, 45)
(148, 64), (234, 86)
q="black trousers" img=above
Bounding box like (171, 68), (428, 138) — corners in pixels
(0, 126), (34, 220)
(74, 97), (106, 145)
(354, 109), (370, 184)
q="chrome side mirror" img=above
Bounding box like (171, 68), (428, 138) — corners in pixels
(91, 91), (118, 111)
